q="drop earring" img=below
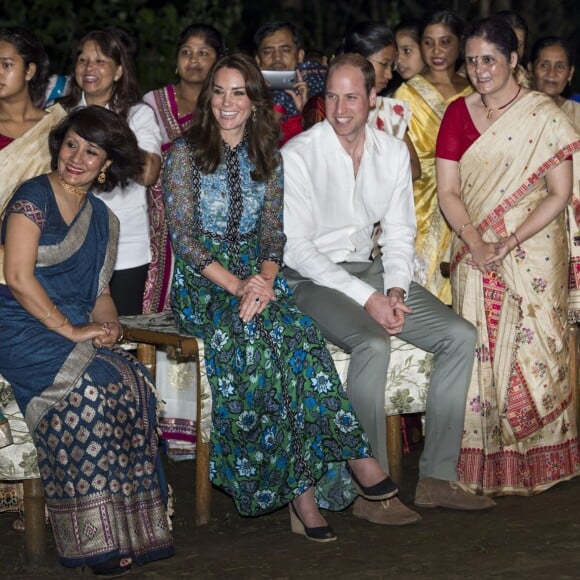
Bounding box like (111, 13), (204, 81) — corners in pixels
(98, 169), (106, 184)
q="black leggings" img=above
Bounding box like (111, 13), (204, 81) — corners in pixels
(109, 264), (149, 316)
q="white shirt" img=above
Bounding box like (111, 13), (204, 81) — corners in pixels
(282, 120), (416, 306)
(80, 96), (162, 270)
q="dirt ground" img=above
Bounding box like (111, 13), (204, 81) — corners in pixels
(2, 445), (580, 580)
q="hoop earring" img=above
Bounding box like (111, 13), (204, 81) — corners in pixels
(98, 170), (106, 184)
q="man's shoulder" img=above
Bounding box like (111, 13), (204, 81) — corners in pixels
(282, 121), (331, 155)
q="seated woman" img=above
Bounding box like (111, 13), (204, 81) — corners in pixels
(0, 106), (174, 574)
(162, 53), (397, 542)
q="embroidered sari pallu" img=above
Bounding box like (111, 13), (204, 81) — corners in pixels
(451, 94), (580, 495)
(0, 177), (173, 567)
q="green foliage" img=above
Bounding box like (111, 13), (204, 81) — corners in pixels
(1, 0), (579, 92)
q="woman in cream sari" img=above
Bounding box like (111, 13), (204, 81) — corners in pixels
(0, 26), (66, 529)
(395, 10), (472, 303)
(437, 17), (580, 496)
(530, 36), (580, 321)
(0, 28), (66, 216)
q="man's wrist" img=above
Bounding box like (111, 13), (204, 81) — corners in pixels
(386, 287), (406, 300)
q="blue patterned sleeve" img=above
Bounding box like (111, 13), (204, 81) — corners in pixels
(259, 150), (286, 266)
(162, 138), (216, 271)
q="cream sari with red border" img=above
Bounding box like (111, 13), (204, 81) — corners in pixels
(451, 92), (580, 495)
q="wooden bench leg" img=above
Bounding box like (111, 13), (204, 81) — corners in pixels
(386, 415), (403, 485)
(137, 343), (157, 380)
(195, 439), (211, 525)
(23, 478), (46, 564)
(194, 355), (211, 525)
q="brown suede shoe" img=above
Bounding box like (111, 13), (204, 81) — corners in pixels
(352, 496), (422, 526)
(414, 477), (496, 510)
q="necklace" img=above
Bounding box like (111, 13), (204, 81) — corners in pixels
(58, 175), (87, 198)
(481, 84), (522, 120)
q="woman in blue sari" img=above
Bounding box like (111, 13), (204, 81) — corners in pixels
(0, 106), (174, 575)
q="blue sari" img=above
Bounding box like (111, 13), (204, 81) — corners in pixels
(0, 175), (174, 568)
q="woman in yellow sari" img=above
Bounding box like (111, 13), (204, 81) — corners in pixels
(437, 17), (580, 496)
(394, 10), (472, 303)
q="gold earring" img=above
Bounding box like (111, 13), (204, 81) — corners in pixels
(98, 170), (106, 184)
(252, 107), (257, 122)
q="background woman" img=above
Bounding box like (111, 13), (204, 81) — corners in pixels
(0, 106), (174, 573)
(531, 36), (580, 321)
(0, 25), (66, 531)
(0, 27), (66, 216)
(163, 53), (394, 541)
(142, 23), (225, 314)
(395, 10), (472, 303)
(436, 17), (580, 496)
(61, 29), (162, 315)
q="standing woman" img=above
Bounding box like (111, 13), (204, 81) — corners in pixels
(436, 18), (580, 496)
(0, 106), (174, 573)
(0, 27), (66, 217)
(395, 10), (472, 303)
(142, 23), (225, 313)
(0, 26), (66, 531)
(163, 53), (394, 541)
(530, 37), (580, 320)
(60, 29), (162, 315)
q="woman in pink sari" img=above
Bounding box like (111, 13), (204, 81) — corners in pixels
(437, 17), (580, 495)
(142, 24), (225, 313)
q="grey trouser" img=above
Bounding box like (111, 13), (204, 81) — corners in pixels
(284, 258), (476, 481)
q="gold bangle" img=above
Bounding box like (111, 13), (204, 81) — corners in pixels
(104, 321), (124, 342)
(457, 222), (472, 238)
(46, 316), (68, 330)
(39, 304), (57, 322)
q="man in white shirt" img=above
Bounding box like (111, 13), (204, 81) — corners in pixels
(282, 54), (495, 525)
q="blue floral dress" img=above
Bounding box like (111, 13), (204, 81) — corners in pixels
(162, 137), (370, 515)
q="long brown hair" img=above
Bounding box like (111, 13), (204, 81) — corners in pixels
(187, 52), (279, 182)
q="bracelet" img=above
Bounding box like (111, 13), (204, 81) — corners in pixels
(512, 231), (521, 247)
(457, 222), (472, 238)
(46, 316), (68, 330)
(39, 304), (57, 322)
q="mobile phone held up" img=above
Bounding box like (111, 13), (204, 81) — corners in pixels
(262, 70), (297, 90)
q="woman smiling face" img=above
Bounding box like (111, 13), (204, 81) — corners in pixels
(210, 67), (253, 147)
(532, 43), (574, 99)
(421, 23), (461, 73)
(74, 40), (122, 106)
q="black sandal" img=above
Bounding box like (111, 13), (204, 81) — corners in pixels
(87, 556), (132, 577)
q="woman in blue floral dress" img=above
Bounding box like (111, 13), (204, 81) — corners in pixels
(162, 53), (394, 542)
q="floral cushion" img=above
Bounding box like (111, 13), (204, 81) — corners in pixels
(326, 338), (432, 416)
(0, 376), (39, 481)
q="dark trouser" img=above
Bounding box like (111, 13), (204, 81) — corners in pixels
(109, 264), (149, 316)
(284, 258), (476, 481)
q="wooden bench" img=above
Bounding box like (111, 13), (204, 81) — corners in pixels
(119, 312), (434, 521)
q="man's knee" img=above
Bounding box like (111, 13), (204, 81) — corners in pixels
(442, 314), (477, 355)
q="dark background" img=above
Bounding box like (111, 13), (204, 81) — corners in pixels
(1, 0), (578, 95)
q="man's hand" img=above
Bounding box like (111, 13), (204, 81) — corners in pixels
(364, 289), (412, 335)
(286, 70), (309, 112)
